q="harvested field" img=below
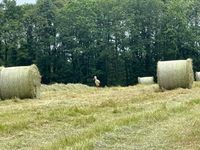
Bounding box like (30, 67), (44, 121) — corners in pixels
(1, 83), (200, 149)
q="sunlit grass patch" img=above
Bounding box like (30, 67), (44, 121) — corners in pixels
(0, 121), (29, 134)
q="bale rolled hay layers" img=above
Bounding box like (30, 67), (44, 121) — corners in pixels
(195, 72), (200, 81)
(0, 66), (4, 72)
(157, 59), (194, 90)
(138, 77), (154, 85)
(0, 64), (41, 99)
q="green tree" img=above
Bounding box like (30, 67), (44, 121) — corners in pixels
(34, 0), (58, 83)
(1, 0), (23, 66)
(1, 0), (200, 86)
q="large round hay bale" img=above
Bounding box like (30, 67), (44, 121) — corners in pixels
(138, 77), (154, 85)
(0, 67), (4, 71)
(195, 72), (200, 81)
(157, 59), (194, 90)
(0, 64), (41, 99)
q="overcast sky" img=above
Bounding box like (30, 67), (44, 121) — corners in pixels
(0, 0), (36, 5)
(17, 0), (36, 5)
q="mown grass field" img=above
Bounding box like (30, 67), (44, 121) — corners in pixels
(1, 82), (200, 149)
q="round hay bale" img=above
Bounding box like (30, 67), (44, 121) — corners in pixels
(138, 77), (154, 85)
(195, 72), (200, 81)
(0, 64), (41, 99)
(0, 66), (4, 76)
(0, 66), (5, 83)
(157, 59), (194, 90)
(0, 66), (4, 71)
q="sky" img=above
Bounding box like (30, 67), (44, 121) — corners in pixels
(16, 0), (36, 5)
(0, 0), (36, 5)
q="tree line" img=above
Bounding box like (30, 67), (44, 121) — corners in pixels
(0, 0), (200, 86)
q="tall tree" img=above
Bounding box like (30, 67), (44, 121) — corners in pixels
(1, 0), (23, 66)
(35, 0), (57, 83)
(1, 0), (200, 86)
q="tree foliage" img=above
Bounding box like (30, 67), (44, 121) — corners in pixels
(0, 0), (200, 86)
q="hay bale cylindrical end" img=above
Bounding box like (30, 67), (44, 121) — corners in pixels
(195, 72), (200, 81)
(138, 77), (154, 85)
(157, 59), (194, 90)
(0, 64), (41, 99)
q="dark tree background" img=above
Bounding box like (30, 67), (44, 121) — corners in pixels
(0, 0), (200, 86)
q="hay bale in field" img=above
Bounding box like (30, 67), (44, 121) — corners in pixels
(157, 58), (194, 90)
(0, 64), (41, 99)
(0, 67), (4, 71)
(195, 72), (200, 81)
(41, 83), (91, 92)
(138, 77), (154, 85)
(0, 66), (4, 76)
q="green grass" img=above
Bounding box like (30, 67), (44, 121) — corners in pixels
(1, 83), (200, 149)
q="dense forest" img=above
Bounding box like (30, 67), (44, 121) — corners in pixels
(0, 0), (200, 86)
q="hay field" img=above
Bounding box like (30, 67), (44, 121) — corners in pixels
(1, 83), (200, 149)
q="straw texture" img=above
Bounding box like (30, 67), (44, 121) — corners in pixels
(195, 72), (200, 81)
(138, 77), (154, 85)
(0, 64), (41, 99)
(157, 59), (194, 90)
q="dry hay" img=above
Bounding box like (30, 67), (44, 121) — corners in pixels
(195, 72), (200, 81)
(0, 64), (41, 99)
(138, 77), (154, 85)
(157, 58), (194, 90)
(41, 83), (91, 92)
(0, 66), (4, 72)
